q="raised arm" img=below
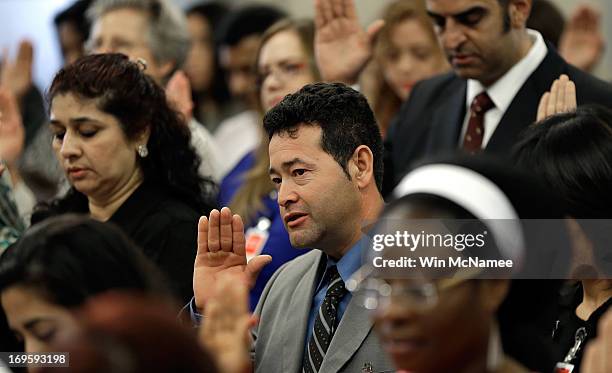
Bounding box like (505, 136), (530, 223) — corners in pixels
(314, 0), (384, 84)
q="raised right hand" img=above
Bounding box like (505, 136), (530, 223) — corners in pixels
(536, 74), (576, 122)
(193, 207), (272, 310)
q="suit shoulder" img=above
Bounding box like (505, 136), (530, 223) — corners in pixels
(410, 71), (462, 99)
(273, 249), (321, 278)
(566, 65), (612, 104)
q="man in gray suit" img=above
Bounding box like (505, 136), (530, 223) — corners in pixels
(191, 83), (393, 373)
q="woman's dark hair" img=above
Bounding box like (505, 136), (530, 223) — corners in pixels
(0, 214), (169, 307)
(514, 105), (612, 218)
(186, 2), (231, 108)
(37, 53), (215, 220)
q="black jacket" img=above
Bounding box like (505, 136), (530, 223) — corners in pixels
(384, 45), (612, 196)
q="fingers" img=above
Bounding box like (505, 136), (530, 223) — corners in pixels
(17, 40), (33, 65)
(314, 0), (325, 29)
(366, 19), (386, 43)
(319, 0), (334, 26)
(565, 80), (577, 113)
(332, 0), (344, 18)
(208, 209), (220, 252)
(555, 75), (567, 114)
(197, 215), (209, 256)
(546, 78), (559, 117)
(201, 208), (245, 255)
(220, 207), (233, 252)
(232, 214), (246, 256)
(343, 0), (357, 20)
(536, 92), (549, 122)
(245, 255), (272, 287)
(538, 75), (577, 121)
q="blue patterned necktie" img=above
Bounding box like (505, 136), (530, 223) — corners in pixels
(303, 265), (348, 373)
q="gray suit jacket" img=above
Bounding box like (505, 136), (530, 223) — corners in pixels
(252, 250), (393, 373)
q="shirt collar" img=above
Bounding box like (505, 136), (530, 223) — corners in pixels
(325, 235), (367, 289)
(466, 29), (548, 113)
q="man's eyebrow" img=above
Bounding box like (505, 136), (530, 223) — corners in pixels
(454, 6), (487, 19)
(427, 5), (486, 20)
(268, 158), (315, 174)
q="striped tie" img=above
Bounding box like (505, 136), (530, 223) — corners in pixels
(303, 266), (347, 373)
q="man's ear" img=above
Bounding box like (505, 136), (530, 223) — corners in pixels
(509, 0), (532, 29)
(349, 145), (375, 189)
(478, 280), (510, 313)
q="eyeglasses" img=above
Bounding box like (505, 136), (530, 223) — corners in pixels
(346, 265), (480, 312)
(256, 61), (308, 87)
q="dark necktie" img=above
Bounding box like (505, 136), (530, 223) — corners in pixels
(462, 91), (494, 153)
(303, 265), (347, 373)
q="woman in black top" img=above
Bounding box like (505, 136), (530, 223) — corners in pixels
(515, 105), (612, 371)
(34, 54), (216, 302)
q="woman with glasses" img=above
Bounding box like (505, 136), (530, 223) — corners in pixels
(218, 19), (319, 310)
(349, 155), (572, 373)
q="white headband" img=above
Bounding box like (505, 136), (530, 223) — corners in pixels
(393, 164), (525, 266)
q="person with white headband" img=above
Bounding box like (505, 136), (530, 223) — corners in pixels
(348, 155), (572, 373)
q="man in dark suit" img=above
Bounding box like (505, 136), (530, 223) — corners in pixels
(311, 0), (612, 195)
(384, 0), (612, 191)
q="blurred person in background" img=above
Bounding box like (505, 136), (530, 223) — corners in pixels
(34, 54), (215, 302)
(527, 0), (604, 74)
(0, 87), (36, 224)
(213, 4), (285, 177)
(184, 1), (232, 133)
(220, 19), (318, 310)
(38, 293), (219, 373)
(87, 0), (222, 181)
(362, 0), (449, 136)
(54, 0), (94, 66)
(0, 215), (170, 353)
(312, 0), (612, 196)
(1, 41), (58, 206)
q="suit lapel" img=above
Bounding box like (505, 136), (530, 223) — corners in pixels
(318, 294), (375, 373)
(427, 78), (467, 153)
(487, 46), (566, 152)
(282, 252), (325, 373)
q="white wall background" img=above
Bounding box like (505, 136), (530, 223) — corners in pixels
(0, 0), (610, 94)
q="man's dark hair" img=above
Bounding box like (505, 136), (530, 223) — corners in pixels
(263, 82), (384, 192)
(218, 4), (286, 47)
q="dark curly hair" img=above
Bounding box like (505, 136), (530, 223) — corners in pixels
(263, 82), (384, 192)
(36, 53), (215, 220)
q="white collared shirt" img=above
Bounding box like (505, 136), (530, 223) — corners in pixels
(458, 29), (548, 147)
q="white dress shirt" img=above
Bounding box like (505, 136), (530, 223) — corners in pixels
(459, 29), (548, 147)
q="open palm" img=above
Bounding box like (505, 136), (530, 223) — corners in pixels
(193, 207), (271, 310)
(315, 0), (384, 84)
